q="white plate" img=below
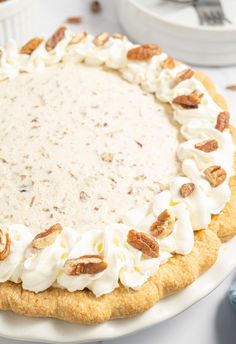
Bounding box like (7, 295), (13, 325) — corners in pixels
(0, 235), (236, 343)
(117, 0), (236, 66)
(0, 0), (38, 46)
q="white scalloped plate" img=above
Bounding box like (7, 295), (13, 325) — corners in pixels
(0, 235), (236, 343)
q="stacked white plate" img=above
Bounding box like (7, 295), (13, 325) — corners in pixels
(117, 0), (236, 66)
(0, 0), (37, 46)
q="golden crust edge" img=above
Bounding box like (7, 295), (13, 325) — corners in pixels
(195, 71), (236, 242)
(0, 72), (235, 325)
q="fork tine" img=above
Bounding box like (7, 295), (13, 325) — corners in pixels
(202, 8), (221, 26)
(215, 10), (224, 25)
(194, 5), (208, 25)
(210, 10), (221, 25)
(195, 0), (231, 26)
(202, 9), (213, 26)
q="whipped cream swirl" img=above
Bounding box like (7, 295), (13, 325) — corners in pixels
(0, 225), (33, 283)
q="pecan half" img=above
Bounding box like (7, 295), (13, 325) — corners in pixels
(64, 255), (107, 275)
(32, 223), (63, 249)
(20, 37), (43, 55)
(176, 68), (194, 83)
(46, 27), (67, 51)
(180, 183), (195, 198)
(70, 32), (88, 45)
(127, 44), (162, 61)
(195, 139), (219, 153)
(93, 32), (109, 47)
(150, 210), (176, 239)
(160, 57), (175, 69)
(172, 90), (203, 109)
(215, 111), (230, 132)
(0, 229), (11, 261)
(127, 229), (159, 258)
(204, 165), (227, 187)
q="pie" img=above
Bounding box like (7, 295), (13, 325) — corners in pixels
(0, 28), (235, 324)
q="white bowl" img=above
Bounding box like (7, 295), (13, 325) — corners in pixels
(117, 0), (236, 66)
(0, 0), (37, 47)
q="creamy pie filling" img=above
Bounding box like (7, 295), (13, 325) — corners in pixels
(0, 62), (179, 230)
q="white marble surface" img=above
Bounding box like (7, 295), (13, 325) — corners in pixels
(0, 0), (236, 343)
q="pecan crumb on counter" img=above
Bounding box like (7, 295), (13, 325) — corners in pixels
(90, 1), (102, 13)
(65, 17), (82, 24)
(226, 85), (236, 91)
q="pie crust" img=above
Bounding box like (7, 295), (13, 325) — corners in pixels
(0, 65), (235, 323)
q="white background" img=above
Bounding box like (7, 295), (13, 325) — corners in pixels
(1, 0), (236, 343)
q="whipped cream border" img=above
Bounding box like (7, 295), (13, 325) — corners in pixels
(0, 30), (235, 297)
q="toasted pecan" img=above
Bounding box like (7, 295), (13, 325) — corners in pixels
(70, 32), (88, 45)
(204, 165), (227, 187)
(20, 37), (43, 55)
(32, 223), (63, 249)
(180, 183), (195, 198)
(127, 229), (159, 258)
(215, 111), (230, 132)
(64, 255), (107, 275)
(172, 90), (203, 109)
(0, 229), (11, 261)
(160, 57), (176, 69)
(93, 32), (109, 47)
(195, 139), (219, 153)
(127, 44), (162, 61)
(176, 68), (194, 83)
(150, 210), (176, 239)
(46, 27), (67, 51)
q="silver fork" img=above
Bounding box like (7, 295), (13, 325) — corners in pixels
(166, 0), (231, 26)
(194, 0), (232, 26)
